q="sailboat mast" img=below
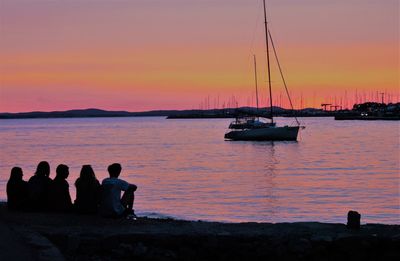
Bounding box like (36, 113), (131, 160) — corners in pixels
(253, 55), (259, 111)
(263, 0), (273, 123)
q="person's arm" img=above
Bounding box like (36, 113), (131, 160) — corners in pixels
(128, 184), (137, 192)
(65, 182), (73, 207)
(118, 179), (137, 192)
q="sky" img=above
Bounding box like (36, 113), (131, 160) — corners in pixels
(0, 0), (398, 112)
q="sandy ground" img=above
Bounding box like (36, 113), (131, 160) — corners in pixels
(0, 203), (399, 260)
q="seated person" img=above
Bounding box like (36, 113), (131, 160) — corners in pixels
(28, 161), (52, 211)
(7, 167), (28, 211)
(100, 163), (137, 218)
(48, 164), (73, 212)
(74, 165), (101, 214)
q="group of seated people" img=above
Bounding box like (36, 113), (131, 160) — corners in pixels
(6, 161), (138, 219)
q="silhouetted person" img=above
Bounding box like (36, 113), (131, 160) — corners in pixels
(100, 163), (137, 218)
(48, 164), (73, 212)
(6, 167), (28, 211)
(28, 161), (52, 211)
(74, 165), (101, 214)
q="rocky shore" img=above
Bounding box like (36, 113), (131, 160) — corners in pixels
(0, 204), (399, 261)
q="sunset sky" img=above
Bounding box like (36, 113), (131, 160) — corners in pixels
(0, 0), (398, 112)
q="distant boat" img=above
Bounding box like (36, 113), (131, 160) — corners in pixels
(335, 115), (400, 121)
(225, 0), (303, 141)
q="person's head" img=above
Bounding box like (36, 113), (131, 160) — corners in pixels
(55, 164), (69, 180)
(79, 165), (96, 180)
(107, 163), (122, 178)
(10, 167), (23, 181)
(35, 161), (50, 177)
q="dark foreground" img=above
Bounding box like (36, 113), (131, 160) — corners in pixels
(0, 204), (399, 261)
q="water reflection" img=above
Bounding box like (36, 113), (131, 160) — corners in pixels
(258, 142), (278, 219)
(0, 117), (398, 224)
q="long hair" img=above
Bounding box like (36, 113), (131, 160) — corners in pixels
(9, 167), (23, 182)
(35, 161), (50, 177)
(76, 165), (98, 186)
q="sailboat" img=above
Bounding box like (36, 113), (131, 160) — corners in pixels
(224, 0), (303, 141)
(228, 55), (276, 130)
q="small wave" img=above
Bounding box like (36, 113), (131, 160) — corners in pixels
(137, 211), (179, 220)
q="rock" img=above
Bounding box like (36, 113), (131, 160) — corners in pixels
(119, 243), (134, 252)
(24, 232), (65, 261)
(111, 248), (125, 258)
(147, 247), (177, 260)
(311, 235), (333, 242)
(290, 238), (312, 254)
(133, 242), (147, 256)
(336, 233), (354, 240)
(347, 210), (361, 230)
(67, 235), (80, 252)
(217, 231), (231, 236)
(179, 247), (195, 258)
(392, 234), (400, 240)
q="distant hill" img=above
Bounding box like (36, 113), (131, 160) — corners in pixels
(0, 108), (130, 119)
(2, 102), (398, 120)
(0, 107), (330, 119)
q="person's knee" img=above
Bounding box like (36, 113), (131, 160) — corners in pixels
(124, 188), (135, 199)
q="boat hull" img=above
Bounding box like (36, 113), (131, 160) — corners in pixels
(224, 126), (300, 141)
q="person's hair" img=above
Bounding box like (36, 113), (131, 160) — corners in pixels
(107, 163), (122, 178)
(79, 165), (96, 180)
(35, 161), (50, 177)
(9, 167), (23, 181)
(55, 164), (69, 179)
(75, 165), (98, 187)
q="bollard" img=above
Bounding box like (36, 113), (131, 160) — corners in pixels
(347, 210), (361, 230)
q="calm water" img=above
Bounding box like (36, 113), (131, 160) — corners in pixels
(0, 117), (399, 224)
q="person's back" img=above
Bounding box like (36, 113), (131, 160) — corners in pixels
(7, 167), (28, 211)
(48, 164), (72, 212)
(100, 163), (137, 218)
(75, 165), (101, 214)
(28, 161), (52, 211)
(100, 177), (129, 217)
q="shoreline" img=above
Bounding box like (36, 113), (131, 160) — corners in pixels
(1, 204), (399, 260)
(0, 107), (367, 120)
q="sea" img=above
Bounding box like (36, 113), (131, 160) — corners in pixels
(0, 117), (399, 224)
